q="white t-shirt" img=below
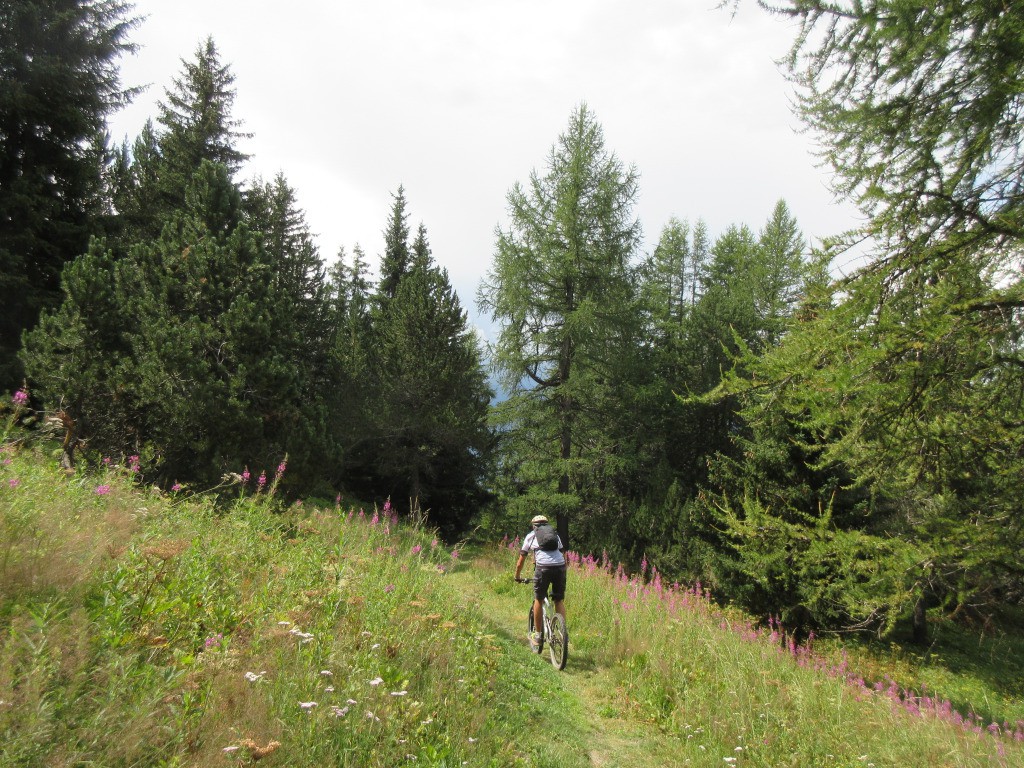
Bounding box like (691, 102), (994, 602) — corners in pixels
(521, 529), (566, 567)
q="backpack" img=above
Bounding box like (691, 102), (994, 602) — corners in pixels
(534, 523), (559, 552)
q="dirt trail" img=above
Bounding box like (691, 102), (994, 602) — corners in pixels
(448, 555), (685, 768)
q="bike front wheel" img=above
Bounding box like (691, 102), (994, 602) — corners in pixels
(547, 612), (568, 670)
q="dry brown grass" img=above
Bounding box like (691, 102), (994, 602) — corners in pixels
(0, 472), (139, 601)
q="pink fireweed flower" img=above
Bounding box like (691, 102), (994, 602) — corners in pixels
(276, 460), (287, 478)
(204, 633), (224, 649)
(451, 549), (459, 560)
(8, 478), (20, 488)
(171, 483), (182, 492)
(11, 389), (28, 406)
(94, 484), (111, 495)
(431, 539), (438, 549)
(383, 498), (392, 513)
(242, 467), (251, 483)
(257, 471), (267, 488)
(335, 493), (342, 507)
(384, 584), (395, 593)
(411, 544), (422, 555)
(128, 455), (140, 473)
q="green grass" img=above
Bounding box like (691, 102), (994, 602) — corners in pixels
(2, 438), (1023, 767)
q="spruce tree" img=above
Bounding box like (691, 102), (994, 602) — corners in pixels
(156, 37), (250, 208)
(372, 228), (491, 531)
(0, 0), (137, 390)
(377, 186), (411, 301)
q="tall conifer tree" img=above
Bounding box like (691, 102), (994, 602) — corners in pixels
(480, 104), (642, 547)
(0, 0), (137, 390)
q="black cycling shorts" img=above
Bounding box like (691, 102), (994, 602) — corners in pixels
(534, 564), (567, 602)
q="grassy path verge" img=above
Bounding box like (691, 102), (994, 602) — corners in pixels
(450, 550), (684, 768)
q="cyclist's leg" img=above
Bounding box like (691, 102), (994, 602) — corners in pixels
(551, 566), (567, 620)
(532, 571), (546, 640)
(535, 567), (555, 632)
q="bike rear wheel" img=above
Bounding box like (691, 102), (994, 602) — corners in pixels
(527, 605), (543, 654)
(547, 611), (568, 670)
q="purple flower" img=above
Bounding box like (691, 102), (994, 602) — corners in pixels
(8, 478), (20, 489)
(276, 460), (287, 478)
(171, 483), (182, 492)
(411, 544), (422, 555)
(94, 484), (111, 496)
(451, 549), (460, 560)
(257, 471), (267, 488)
(11, 389), (28, 406)
(384, 584), (395, 593)
(242, 467), (251, 483)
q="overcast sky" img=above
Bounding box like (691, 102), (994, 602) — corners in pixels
(108, 0), (862, 338)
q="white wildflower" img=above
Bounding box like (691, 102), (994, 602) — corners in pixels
(369, 677), (384, 686)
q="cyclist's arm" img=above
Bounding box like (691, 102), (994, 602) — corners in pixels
(514, 551), (527, 580)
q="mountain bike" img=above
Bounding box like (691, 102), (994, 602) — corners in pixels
(516, 577), (568, 670)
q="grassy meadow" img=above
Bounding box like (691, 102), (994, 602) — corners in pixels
(1, 432), (1023, 767)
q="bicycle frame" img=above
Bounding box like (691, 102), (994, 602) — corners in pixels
(519, 577), (568, 670)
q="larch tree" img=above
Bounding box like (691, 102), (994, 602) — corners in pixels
(479, 104), (642, 547)
(710, 0), (1024, 634)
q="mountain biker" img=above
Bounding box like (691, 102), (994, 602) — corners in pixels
(514, 514), (566, 650)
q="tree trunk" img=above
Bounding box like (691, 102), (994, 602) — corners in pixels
(912, 595), (928, 645)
